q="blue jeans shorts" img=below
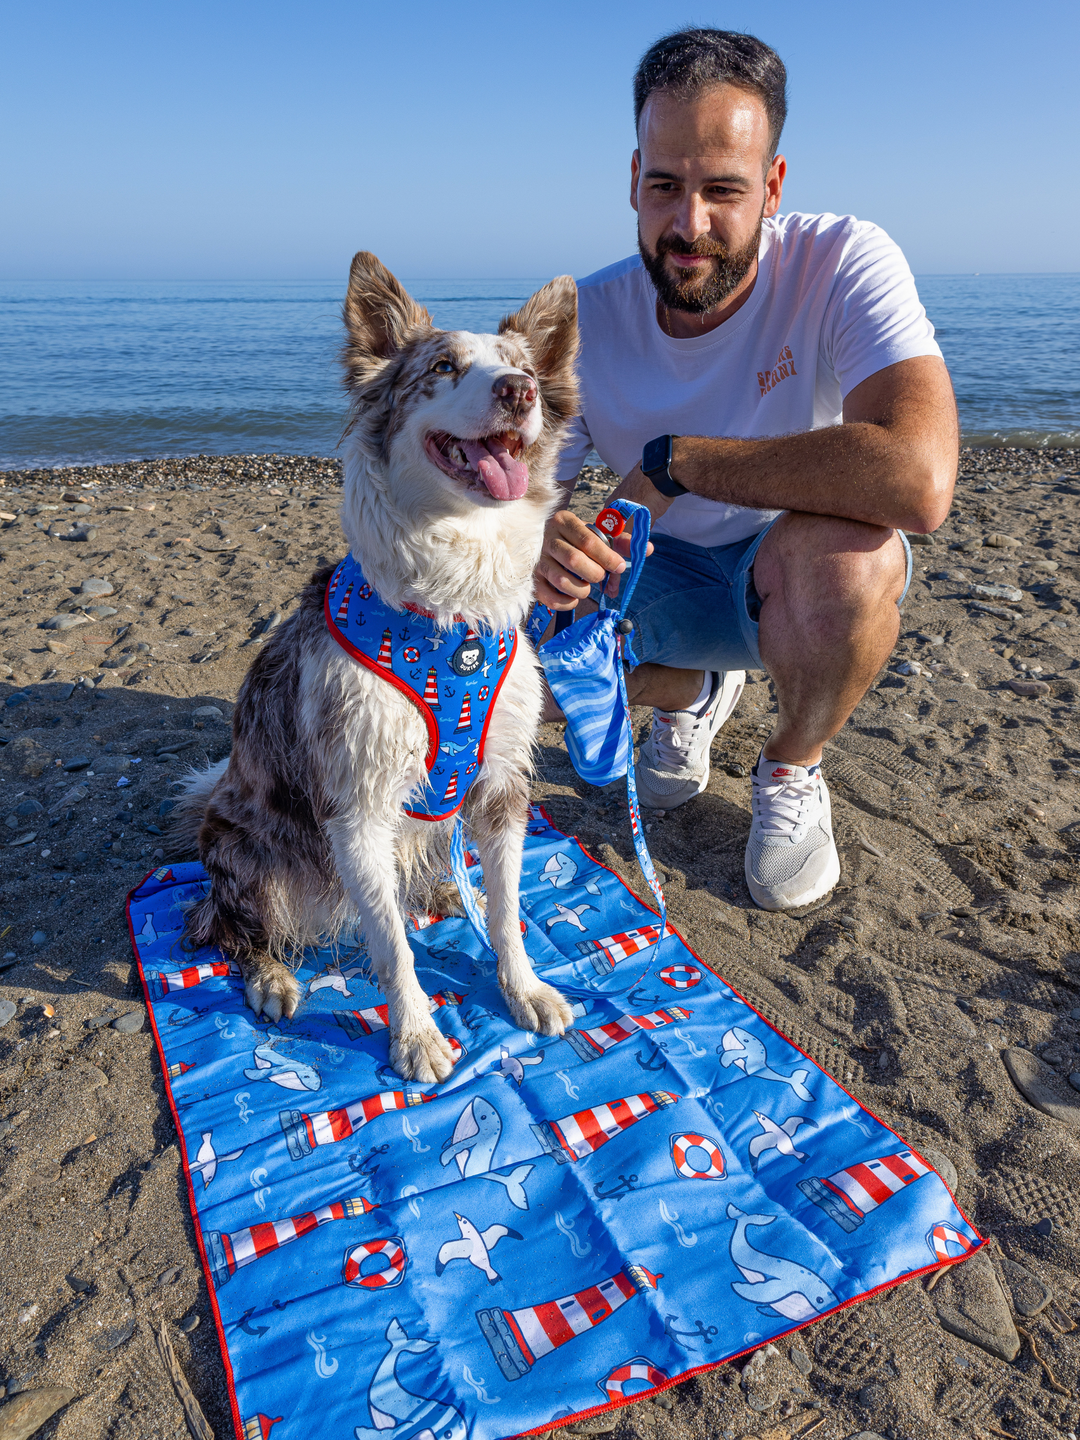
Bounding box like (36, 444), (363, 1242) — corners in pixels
(589, 518), (912, 672)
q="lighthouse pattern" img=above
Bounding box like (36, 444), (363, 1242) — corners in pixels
(128, 786), (982, 1440)
(798, 1149), (932, 1232)
(531, 1090), (680, 1164)
(323, 552), (517, 819)
(563, 1006), (691, 1063)
(478, 1263), (662, 1381)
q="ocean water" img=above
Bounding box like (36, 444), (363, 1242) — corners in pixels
(0, 273), (1076, 471)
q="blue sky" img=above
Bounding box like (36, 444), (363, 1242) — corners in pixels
(2, 0), (1077, 280)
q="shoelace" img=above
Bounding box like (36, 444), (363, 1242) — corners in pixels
(751, 770), (819, 839)
(651, 710), (704, 768)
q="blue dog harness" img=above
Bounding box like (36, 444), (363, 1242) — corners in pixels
(324, 554), (518, 821)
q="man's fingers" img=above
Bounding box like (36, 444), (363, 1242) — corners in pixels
(533, 576), (579, 611)
(549, 511), (626, 577)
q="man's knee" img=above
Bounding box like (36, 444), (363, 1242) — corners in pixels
(755, 513), (906, 610)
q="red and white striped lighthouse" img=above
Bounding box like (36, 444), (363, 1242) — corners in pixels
(564, 1007), (691, 1063)
(147, 961), (241, 1000)
(455, 692), (472, 731)
(423, 667), (440, 708)
(242, 1416), (283, 1440)
(478, 1262), (662, 1381)
(335, 1003), (390, 1040)
(497, 630), (507, 665)
(335, 582), (354, 624)
(442, 770), (459, 804)
(376, 627), (393, 667)
(205, 1195), (376, 1288)
(531, 1090), (679, 1164)
(575, 925), (663, 976)
(799, 1148), (931, 1232)
(280, 1089), (434, 1161)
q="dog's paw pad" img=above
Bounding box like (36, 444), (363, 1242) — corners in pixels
(389, 1025), (456, 1084)
(244, 964), (301, 1023)
(507, 982), (573, 1038)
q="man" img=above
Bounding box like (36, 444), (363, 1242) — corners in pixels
(534, 28), (958, 913)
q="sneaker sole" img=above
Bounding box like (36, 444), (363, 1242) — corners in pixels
(634, 670), (745, 810)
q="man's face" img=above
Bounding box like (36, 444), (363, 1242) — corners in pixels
(632, 84), (785, 315)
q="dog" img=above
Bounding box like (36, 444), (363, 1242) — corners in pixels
(171, 252), (579, 1083)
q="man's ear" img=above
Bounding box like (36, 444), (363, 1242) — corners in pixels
(499, 275), (579, 423)
(342, 251), (433, 387)
(630, 149), (641, 212)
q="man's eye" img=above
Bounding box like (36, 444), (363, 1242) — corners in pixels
(431, 359), (456, 374)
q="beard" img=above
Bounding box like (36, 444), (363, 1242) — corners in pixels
(638, 216), (763, 315)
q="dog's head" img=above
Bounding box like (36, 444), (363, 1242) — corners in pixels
(340, 252), (578, 515)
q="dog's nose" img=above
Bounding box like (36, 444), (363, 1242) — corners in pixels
(493, 372), (537, 409)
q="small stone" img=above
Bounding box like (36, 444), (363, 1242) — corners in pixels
(972, 583), (1024, 602)
(858, 1382), (887, 1408)
(4, 693), (30, 709)
(1070, 1073), (1080, 1093)
(1003, 1048), (1080, 1129)
(895, 659), (923, 676)
(42, 613), (89, 631)
(82, 527), (98, 541)
(0, 1386), (76, 1439)
(158, 799), (176, 819)
(158, 1266), (182, 1286)
(997, 1254), (1053, 1316)
(79, 577), (113, 596)
(84, 605), (117, 619)
(85, 1014), (113, 1030)
(788, 1343), (811, 1376)
(99, 1318), (135, 1351)
(8, 834), (37, 848)
(15, 800), (44, 817)
(192, 705), (224, 720)
(1031, 559), (1059, 573)
(919, 1145), (958, 1195)
(905, 531), (936, 546)
(1024, 803), (1045, 820)
(1033, 1217), (1054, 1237)
(44, 640), (70, 655)
(984, 533), (1021, 549)
(726, 762), (747, 777)
(30, 931), (48, 947)
(110, 1010), (144, 1034)
(1008, 679), (1050, 696)
(0, 1001), (16, 1028)
(62, 756), (92, 771)
(934, 1248), (1020, 1361)
(179, 1311), (201, 1334)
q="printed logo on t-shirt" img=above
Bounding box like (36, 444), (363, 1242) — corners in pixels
(758, 345), (798, 397)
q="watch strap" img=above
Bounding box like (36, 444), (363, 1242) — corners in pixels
(641, 434), (687, 498)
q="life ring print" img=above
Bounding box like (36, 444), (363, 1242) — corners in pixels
(600, 1356), (670, 1401)
(342, 1236), (407, 1288)
(670, 1132), (726, 1180)
(659, 964), (701, 990)
(928, 1222), (975, 1262)
(402, 645), (420, 664)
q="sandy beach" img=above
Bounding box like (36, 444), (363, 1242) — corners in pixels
(0, 445), (1078, 1440)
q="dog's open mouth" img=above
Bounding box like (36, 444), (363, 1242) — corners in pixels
(425, 430), (529, 501)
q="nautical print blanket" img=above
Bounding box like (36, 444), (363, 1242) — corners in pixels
(127, 805), (982, 1440)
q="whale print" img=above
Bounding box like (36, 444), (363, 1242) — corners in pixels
(243, 1031), (322, 1092)
(727, 1203), (839, 1321)
(441, 1098), (503, 1178)
(539, 852), (601, 895)
(718, 1028), (814, 1101)
(352, 1317), (466, 1440)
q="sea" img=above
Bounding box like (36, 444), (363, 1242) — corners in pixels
(1, 273), (1077, 471)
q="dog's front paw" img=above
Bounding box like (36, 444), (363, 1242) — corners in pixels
(243, 960), (301, 1023)
(389, 1023), (456, 1085)
(505, 981), (574, 1037)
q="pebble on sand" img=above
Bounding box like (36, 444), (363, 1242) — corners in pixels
(111, 1010), (145, 1033)
(79, 577), (114, 596)
(0, 1386), (76, 1440)
(1002, 1048), (1080, 1129)
(934, 1248), (1020, 1362)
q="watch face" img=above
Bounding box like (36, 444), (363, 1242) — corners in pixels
(642, 435), (670, 476)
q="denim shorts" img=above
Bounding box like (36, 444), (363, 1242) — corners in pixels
(590, 518), (912, 673)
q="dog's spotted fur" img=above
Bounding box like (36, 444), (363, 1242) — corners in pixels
(173, 252), (579, 1082)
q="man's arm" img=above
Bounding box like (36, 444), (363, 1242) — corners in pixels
(609, 354), (959, 535)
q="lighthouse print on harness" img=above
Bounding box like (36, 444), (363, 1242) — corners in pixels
(323, 551), (517, 820)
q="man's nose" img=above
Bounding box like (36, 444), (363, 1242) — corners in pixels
(493, 372), (537, 409)
(673, 192), (711, 243)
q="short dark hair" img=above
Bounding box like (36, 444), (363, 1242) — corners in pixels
(633, 29), (788, 158)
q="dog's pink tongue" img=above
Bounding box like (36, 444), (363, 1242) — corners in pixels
(462, 437), (529, 500)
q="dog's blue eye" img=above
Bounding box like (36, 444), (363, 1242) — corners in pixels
(431, 360), (456, 374)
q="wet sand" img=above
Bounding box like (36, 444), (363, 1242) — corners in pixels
(0, 446), (1078, 1440)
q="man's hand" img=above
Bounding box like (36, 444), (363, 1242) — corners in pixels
(534, 508), (634, 609)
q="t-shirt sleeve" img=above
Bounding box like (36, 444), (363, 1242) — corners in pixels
(553, 412), (595, 491)
(821, 222), (942, 400)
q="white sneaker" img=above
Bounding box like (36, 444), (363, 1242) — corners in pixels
(745, 755), (840, 911)
(635, 671), (745, 809)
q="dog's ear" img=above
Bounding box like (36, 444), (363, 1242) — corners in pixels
(342, 252), (433, 383)
(499, 276), (579, 421)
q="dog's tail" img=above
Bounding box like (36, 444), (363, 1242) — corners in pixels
(166, 758), (229, 857)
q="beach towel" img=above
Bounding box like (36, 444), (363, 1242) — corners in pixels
(127, 805), (981, 1440)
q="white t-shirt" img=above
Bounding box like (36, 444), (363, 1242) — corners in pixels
(557, 211), (942, 549)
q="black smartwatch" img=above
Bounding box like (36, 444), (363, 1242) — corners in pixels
(641, 434), (687, 497)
